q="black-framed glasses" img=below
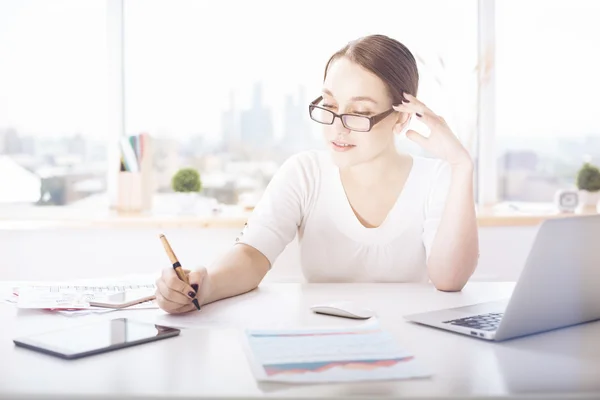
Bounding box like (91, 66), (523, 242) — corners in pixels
(308, 96), (395, 132)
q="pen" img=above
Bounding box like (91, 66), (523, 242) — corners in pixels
(159, 233), (201, 310)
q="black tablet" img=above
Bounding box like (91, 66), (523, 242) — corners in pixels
(13, 318), (180, 359)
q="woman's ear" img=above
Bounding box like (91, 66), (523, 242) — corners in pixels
(393, 112), (411, 135)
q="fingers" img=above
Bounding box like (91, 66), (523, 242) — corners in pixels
(401, 93), (435, 116)
(155, 268), (198, 313)
(188, 268), (207, 291)
(405, 129), (429, 147)
(155, 290), (195, 314)
(188, 268), (208, 310)
(393, 93), (442, 127)
(156, 277), (195, 305)
(393, 103), (437, 127)
(161, 267), (195, 294)
(171, 303), (196, 314)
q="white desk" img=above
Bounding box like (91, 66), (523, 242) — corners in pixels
(1, 282), (600, 399)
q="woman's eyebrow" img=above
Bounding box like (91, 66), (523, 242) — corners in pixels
(322, 88), (379, 105)
(350, 96), (378, 105)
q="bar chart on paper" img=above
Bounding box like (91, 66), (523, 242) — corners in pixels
(244, 325), (430, 383)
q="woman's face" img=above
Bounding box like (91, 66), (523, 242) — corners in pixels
(319, 57), (407, 169)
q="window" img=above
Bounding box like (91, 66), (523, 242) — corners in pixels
(496, 0), (600, 202)
(0, 0), (108, 209)
(124, 0), (478, 209)
(5, 1), (599, 220)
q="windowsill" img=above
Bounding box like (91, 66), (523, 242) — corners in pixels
(476, 203), (598, 227)
(0, 205), (252, 229)
(0, 202), (597, 229)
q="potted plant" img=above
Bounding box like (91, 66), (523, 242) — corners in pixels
(171, 168), (202, 213)
(576, 162), (600, 212)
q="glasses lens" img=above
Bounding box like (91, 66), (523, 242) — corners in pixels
(309, 107), (334, 124)
(342, 115), (370, 132)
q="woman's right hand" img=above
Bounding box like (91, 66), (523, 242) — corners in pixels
(155, 267), (210, 314)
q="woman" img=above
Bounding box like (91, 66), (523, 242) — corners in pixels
(156, 34), (479, 314)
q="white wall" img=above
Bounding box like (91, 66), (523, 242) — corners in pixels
(0, 225), (539, 283)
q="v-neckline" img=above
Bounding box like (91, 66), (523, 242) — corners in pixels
(335, 155), (416, 232)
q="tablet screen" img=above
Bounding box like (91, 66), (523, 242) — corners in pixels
(14, 318), (180, 359)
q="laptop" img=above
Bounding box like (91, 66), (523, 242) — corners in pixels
(404, 214), (600, 341)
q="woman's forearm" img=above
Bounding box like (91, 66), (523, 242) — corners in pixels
(427, 162), (479, 291)
(203, 244), (271, 305)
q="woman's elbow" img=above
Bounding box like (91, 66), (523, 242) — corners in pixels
(432, 278), (467, 292)
(427, 261), (477, 292)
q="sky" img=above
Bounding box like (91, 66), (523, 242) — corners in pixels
(0, 0), (599, 143)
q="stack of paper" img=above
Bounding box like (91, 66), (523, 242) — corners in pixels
(244, 325), (430, 383)
(6, 277), (158, 315)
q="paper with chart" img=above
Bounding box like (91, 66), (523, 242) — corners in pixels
(244, 325), (430, 383)
(13, 278), (158, 311)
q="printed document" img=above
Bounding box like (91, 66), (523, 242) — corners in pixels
(244, 325), (430, 383)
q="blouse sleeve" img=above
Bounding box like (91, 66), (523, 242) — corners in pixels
(235, 152), (314, 267)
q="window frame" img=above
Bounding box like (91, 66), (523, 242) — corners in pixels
(103, 0), (497, 209)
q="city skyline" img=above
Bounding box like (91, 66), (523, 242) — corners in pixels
(2, 0), (600, 207)
(2, 1), (599, 141)
(2, 122), (600, 205)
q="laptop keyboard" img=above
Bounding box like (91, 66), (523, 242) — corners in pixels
(443, 312), (504, 331)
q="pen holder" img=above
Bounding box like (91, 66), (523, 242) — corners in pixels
(116, 171), (143, 213)
(114, 133), (155, 213)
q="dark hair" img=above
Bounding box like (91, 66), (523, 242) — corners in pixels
(323, 34), (419, 105)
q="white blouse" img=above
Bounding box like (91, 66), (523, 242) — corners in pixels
(236, 150), (452, 283)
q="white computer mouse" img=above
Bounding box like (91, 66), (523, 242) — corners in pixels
(310, 301), (375, 320)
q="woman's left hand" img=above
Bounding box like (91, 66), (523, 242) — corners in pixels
(393, 93), (472, 168)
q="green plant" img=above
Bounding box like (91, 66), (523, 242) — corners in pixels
(576, 162), (600, 192)
(171, 168), (202, 193)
